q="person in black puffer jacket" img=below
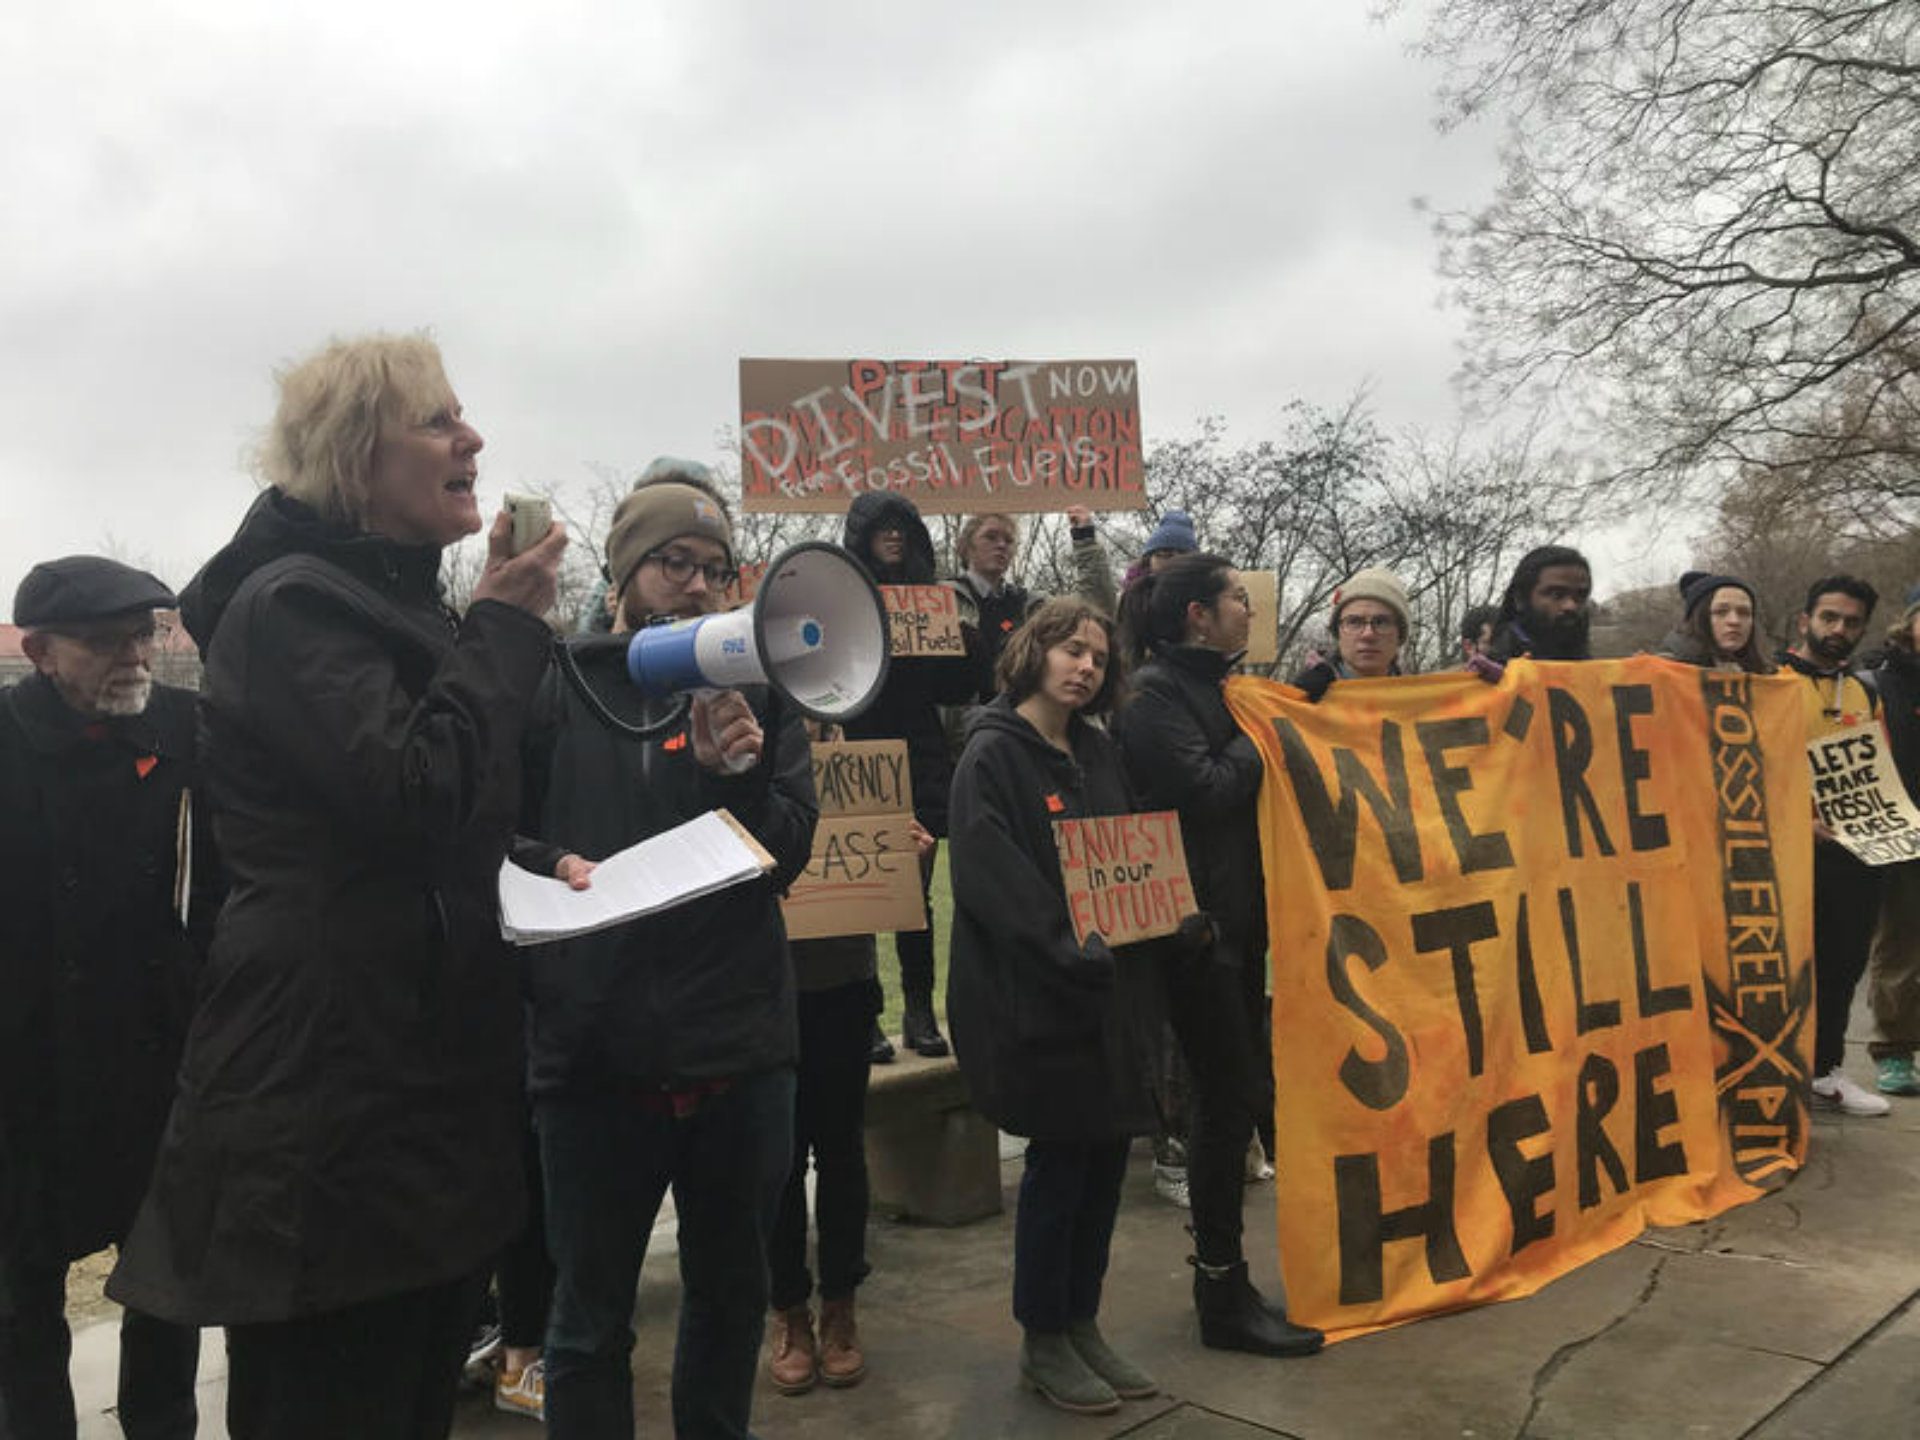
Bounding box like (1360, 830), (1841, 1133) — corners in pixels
(839, 492), (982, 1060)
(1114, 553), (1322, 1360)
(109, 334), (570, 1440)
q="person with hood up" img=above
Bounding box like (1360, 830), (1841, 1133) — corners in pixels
(1114, 554), (1323, 1361)
(839, 492), (982, 1061)
(945, 597), (1163, 1416)
(1657, 571), (1773, 673)
(107, 333), (573, 1440)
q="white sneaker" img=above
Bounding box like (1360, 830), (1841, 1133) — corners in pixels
(1152, 1163), (1190, 1209)
(1812, 1066), (1892, 1117)
(1245, 1137), (1275, 1182)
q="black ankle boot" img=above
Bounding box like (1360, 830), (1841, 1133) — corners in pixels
(869, 1021), (896, 1065)
(901, 1000), (949, 1058)
(1190, 1259), (1323, 1358)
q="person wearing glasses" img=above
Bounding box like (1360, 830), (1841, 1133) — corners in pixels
(1, 558), (220, 1439)
(1292, 569), (1413, 698)
(517, 467), (818, 1440)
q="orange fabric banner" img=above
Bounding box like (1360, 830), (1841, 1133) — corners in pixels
(1225, 658), (1813, 1340)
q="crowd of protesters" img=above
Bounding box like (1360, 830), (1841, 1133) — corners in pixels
(3, 331), (1917, 1440)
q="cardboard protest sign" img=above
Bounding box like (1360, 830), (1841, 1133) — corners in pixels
(780, 739), (927, 940)
(1225, 659), (1813, 1342)
(1051, 811), (1196, 947)
(739, 358), (1145, 514)
(881, 584), (966, 658)
(1807, 720), (1920, 865)
(1241, 571), (1280, 668)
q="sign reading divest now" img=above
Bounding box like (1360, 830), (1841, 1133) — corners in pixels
(780, 740), (927, 941)
(739, 358), (1145, 513)
(1051, 811), (1196, 947)
(1807, 720), (1920, 865)
(1225, 659), (1813, 1341)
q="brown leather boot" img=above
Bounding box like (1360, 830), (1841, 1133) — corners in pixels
(817, 1295), (867, 1387)
(767, 1305), (817, 1394)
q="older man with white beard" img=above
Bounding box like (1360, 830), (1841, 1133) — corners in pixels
(0, 557), (219, 1440)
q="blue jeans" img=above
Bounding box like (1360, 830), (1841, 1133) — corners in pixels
(538, 1069), (795, 1440)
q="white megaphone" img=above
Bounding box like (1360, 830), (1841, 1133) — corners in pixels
(622, 540), (891, 725)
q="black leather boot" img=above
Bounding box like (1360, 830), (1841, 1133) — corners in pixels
(869, 1020), (896, 1065)
(901, 999), (949, 1058)
(1190, 1259), (1323, 1357)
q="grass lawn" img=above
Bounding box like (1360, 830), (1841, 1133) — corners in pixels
(876, 845), (953, 1038)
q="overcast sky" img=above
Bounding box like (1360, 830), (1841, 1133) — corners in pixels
(5, 1), (1656, 609)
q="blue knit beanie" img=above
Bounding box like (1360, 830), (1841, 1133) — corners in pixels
(1142, 510), (1197, 558)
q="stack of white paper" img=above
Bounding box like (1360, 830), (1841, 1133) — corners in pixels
(498, 809), (774, 945)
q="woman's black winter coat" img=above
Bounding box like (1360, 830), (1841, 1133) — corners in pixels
(109, 489), (554, 1325)
(944, 699), (1159, 1141)
(1114, 644), (1268, 974)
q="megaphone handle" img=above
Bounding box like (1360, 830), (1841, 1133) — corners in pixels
(694, 687), (761, 774)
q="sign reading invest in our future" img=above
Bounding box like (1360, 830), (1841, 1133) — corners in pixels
(1226, 659), (1813, 1342)
(738, 358), (1145, 514)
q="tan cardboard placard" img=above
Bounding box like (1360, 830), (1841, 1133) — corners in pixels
(739, 357), (1145, 514)
(781, 740), (928, 939)
(1051, 810), (1196, 948)
(881, 584), (966, 657)
(1807, 720), (1920, 865)
(1241, 571), (1280, 667)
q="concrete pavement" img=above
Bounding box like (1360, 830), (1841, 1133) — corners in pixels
(68, 1054), (1918, 1438)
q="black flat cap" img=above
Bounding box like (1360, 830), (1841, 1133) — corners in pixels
(14, 556), (177, 627)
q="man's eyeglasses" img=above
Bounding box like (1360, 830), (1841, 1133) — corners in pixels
(1338, 613), (1398, 634)
(645, 551), (740, 590)
(52, 622), (171, 655)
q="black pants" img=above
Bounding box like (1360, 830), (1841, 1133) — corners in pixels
(890, 844), (940, 1007)
(0, 1250), (198, 1440)
(1163, 953), (1267, 1267)
(1814, 841), (1885, 1074)
(496, 1124), (553, 1352)
(1012, 1138), (1131, 1333)
(225, 1273), (483, 1440)
(770, 980), (877, 1309)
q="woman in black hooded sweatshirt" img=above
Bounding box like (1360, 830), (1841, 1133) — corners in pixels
(1113, 553), (1322, 1360)
(839, 492), (983, 1059)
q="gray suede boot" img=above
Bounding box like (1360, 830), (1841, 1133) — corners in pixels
(1020, 1330), (1120, 1414)
(1066, 1319), (1157, 1399)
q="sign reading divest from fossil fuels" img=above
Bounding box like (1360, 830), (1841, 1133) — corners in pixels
(739, 358), (1145, 513)
(1225, 658), (1813, 1341)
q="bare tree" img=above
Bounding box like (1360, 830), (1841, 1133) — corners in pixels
(1406, 0), (1920, 506)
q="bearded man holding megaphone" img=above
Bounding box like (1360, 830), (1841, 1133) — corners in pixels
(515, 463), (877, 1439)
